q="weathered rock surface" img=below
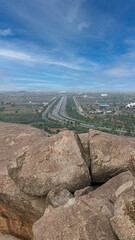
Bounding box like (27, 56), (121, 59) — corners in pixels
(80, 171), (133, 220)
(46, 187), (73, 208)
(33, 198), (117, 240)
(0, 233), (21, 240)
(89, 171), (132, 203)
(128, 153), (135, 189)
(110, 185), (135, 240)
(79, 133), (90, 167)
(0, 122), (47, 175)
(8, 130), (91, 196)
(79, 133), (89, 154)
(0, 174), (46, 239)
(89, 129), (135, 182)
(74, 186), (93, 197)
(128, 154), (135, 177)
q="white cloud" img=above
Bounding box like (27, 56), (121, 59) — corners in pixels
(0, 49), (35, 61)
(0, 28), (13, 37)
(104, 67), (135, 77)
(78, 22), (89, 31)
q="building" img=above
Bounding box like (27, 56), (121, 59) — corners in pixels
(125, 102), (135, 108)
(101, 93), (108, 97)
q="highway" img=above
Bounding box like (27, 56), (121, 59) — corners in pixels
(50, 96), (95, 127)
(47, 96), (130, 134)
(42, 98), (58, 121)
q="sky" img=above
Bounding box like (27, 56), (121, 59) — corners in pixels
(0, 0), (135, 91)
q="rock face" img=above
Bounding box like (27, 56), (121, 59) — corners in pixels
(74, 186), (93, 197)
(46, 187), (73, 208)
(128, 153), (135, 190)
(0, 233), (21, 240)
(110, 185), (135, 240)
(0, 174), (46, 239)
(89, 171), (132, 203)
(33, 198), (117, 240)
(89, 129), (135, 182)
(8, 130), (91, 196)
(110, 153), (135, 240)
(1, 122), (135, 240)
(79, 133), (90, 168)
(0, 122), (47, 175)
(0, 123), (48, 239)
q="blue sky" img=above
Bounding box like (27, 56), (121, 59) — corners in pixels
(0, 0), (135, 91)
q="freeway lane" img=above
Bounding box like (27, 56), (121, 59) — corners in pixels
(42, 98), (58, 121)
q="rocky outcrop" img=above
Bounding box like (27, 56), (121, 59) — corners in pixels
(0, 122), (135, 240)
(110, 154), (135, 240)
(0, 122), (47, 175)
(0, 174), (46, 239)
(0, 233), (21, 240)
(8, 130), (91, 196)
(33, 171), (133, 240)
(110, 184), (135, 240)
(33, 198), (117, 240)
(89, 129), (135, 182)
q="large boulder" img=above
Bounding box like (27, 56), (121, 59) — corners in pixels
(8, 130), (91, 196)
(33, 198), (117, 240)
(84, 171), (133, 219)
(0, 174), (46, 239)
(110, 184), (135, 240)
(0, 122), (47, 175)
(89, 129), (135, 182)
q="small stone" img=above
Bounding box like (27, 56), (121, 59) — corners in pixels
(46, 187), (73, 208)
(74, 186), (93, 197)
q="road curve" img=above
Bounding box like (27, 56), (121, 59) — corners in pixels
(42, 98), (58, 121)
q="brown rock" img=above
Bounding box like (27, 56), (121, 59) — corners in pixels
(0, 174), (46, 239)
(110, 185), (135, 240)
(74, 186), (93, 197)
(0, 233), (21, 240)
(8, 130), (91, 196)
(79, 133), (90, 167)
(89, 129), (135, 182)
(79, 133), (89, 154)
(128, 153), (135, 177)
(33, 198), (117, 240)
(46, 187), (73, 208)
(0, 122), (47, 175)
(89, 171), (132, 203)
